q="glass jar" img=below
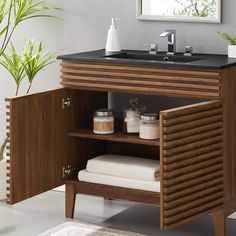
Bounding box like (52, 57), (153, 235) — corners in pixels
(139, 113), (159, 140)
(93, 109), (114, 134)
(122, 99), (146, 134)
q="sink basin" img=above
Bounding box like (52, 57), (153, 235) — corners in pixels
(104, 52), (204, 63)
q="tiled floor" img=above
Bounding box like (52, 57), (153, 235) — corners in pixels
(0, 191), (235, 236)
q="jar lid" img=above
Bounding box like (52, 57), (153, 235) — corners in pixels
(94, 109), (114, 117)
(141, 113), (158, 121)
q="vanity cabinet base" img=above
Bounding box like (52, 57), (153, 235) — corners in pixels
(65, 181), (226, 236)
(5, 61), (236, 236)
(65, 180), (160, 219)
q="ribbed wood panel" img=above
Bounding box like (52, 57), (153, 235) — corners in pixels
(160, 100), (224, 230)
(5, 99), (11, 204)
(221, 66), (236, 216)
(5, 89), (108, 205)
(60, 61), (222, 99)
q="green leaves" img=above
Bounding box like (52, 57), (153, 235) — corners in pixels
(22, 39), (56, 93)
(0, 0), (58, 93)
(0, 39), (56, 95)
(0, 0), (58, 94)
(0, 0), (9, 24)
(0, 43), (26, 95)
(0, 0), (57, 54)
(218, 32), (236, 45)
(14, 0), (56, 25)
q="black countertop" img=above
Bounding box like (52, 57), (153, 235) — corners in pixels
(58, 49), (236, 70)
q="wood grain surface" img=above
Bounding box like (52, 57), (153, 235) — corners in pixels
(60, 61), (222, 99)
(68, 128), (159, 147)
(160, 100), (224, 230)
(68, 180), (160, 205)
(6, 88), (107, 204)
(221, 66), (236, 216)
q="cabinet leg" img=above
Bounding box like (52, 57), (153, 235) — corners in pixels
(65, 183), (76, 218)
(212, 208), (225, 236)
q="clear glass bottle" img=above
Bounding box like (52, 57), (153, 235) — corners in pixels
(139, 113), (159, 140)
(93, 109), (114, 134)
(122, 99), (146, 134)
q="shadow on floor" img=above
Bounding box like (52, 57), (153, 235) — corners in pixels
(102, 204), (235, 236)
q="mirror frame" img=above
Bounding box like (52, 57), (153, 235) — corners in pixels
(136, 0), (222, 23)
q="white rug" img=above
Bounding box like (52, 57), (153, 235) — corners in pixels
(39, 222), (146, 236)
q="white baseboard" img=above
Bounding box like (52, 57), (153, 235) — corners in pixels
(53, 185), (65, 192)
(229, 212), (236, 219)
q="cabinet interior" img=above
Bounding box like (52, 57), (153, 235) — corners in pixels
(64, 88), (224, 230)
(68, 90), (208, 179)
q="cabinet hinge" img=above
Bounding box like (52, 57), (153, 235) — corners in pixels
(63, 165), (76, 178)
(62, 97), (74, 109)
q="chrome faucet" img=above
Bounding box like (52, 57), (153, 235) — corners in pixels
(160, 30), (176, 55)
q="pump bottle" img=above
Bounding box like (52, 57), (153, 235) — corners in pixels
(105, 18), (121, 52)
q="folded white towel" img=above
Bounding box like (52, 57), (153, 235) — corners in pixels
(79, 170), (160, 192)
(87, 154), (160, 182)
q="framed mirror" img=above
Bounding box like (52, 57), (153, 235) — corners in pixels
(137, 0), (221, 23)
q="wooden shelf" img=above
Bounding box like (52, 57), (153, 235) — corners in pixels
(68, 128), (160, 147)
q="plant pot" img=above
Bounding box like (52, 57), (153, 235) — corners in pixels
(228, 45), (236, 58)
(0, 159), (7, 200)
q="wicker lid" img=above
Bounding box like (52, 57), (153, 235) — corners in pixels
(94, 109), (114, 117)
(141, 113), (158, 121)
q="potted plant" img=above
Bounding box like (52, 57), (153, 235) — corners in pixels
(218, 32), (236, 58)
(0, 0), (57, 200)
(0, 40), (56, 96)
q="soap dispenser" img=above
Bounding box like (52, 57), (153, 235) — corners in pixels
(105, 18), (121, 52)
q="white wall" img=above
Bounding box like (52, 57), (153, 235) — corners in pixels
(0, 0), (235, 217)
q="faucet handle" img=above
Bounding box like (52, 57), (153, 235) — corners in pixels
(144, 43), (158, 54)
(184, 46), (194, 56)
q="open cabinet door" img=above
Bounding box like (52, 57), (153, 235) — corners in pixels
(160, 100), (224, 230)
(5, 88), (107, 205)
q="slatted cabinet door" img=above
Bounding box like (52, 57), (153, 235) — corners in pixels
(5, 88), (107, 205)
(160, 100), (224, 230)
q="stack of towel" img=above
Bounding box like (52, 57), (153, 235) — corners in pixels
(78, 154), (161, 192)
(0, 160), (7, 200)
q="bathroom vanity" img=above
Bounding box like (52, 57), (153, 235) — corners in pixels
(5, 49), (236, 236)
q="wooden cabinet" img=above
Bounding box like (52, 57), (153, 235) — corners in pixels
(5, 89), (108, 204)
(160, 101), (224, 230)
(5, 60), (236, 236)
